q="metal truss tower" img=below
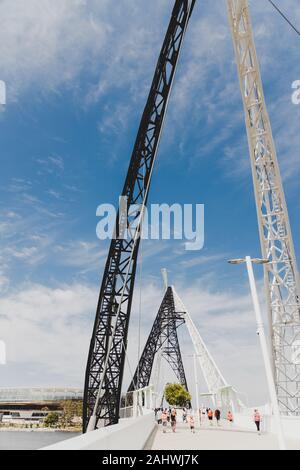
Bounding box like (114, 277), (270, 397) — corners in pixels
(227, 0), (300, 414)
(83, 0), (196, 431)
(172, 288), (229, 397)
(129, 285), (238, 410)
(128, 287), (188, 393)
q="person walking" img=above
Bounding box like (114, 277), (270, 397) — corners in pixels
(156, 408), (162, 425)
(254, 409), (262, 435)
(201, 407), (206, 425)
(215, 409), (221, 426)
(189, 414), (196, 434)
(170, 408), (177, 433)
(227, 410), (234, 427)
(182, 407), (187, 423)
(207, 408), (214, 426)
(161, 409), (168, 433)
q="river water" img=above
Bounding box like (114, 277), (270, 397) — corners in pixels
(0, 431), (80, 450)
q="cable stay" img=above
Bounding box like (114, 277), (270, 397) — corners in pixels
(267, 0), (300, 36)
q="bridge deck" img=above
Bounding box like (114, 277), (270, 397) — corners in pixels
(151, 421), (300, 451)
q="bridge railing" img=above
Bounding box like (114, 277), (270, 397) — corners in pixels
(234, 405), (300, 439)
(42, 385), (156, 451)
(120, 385), (154, 419)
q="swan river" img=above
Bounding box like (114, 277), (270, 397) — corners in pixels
(0, 431), (80, 450)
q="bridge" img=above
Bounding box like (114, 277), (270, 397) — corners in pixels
(41, 0), (299, 450)
(42, 283), (300, 451)
(43, 385), (300, 450)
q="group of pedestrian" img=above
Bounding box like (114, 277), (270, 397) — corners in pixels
(155, 408), (178, 433)
(156, 407), (196, 434)
(205, 408), (262, 434)
(203, 407), (224, 426)
(156, 406), (263, 435)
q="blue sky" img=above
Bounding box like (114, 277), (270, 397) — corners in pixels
(0, 0), (299, 406)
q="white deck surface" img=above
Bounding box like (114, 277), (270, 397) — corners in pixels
(151, 420), (300, 450)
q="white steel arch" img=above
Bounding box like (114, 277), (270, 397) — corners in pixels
(227, 0), (300, 415)
(172, 287), (239, 410)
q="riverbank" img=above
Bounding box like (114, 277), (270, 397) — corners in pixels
(0, 427), (81, 433)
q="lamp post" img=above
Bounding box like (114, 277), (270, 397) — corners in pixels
(228, 256), (286, 451)
(193, 354), (201, 429)
(184, 354), (201, 428)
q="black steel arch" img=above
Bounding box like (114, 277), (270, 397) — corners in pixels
(128, 287), (188, 393)
(83, 0), (196, 431)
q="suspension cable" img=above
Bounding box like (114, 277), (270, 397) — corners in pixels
(267, 0), (300, 36)
(137, 168), (145, 389)
(122, 339), (136, 389)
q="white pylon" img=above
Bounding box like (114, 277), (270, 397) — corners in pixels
(227, 0), (300, 415)
(172, 287), (238, 411)
(152, 340), (163, 408)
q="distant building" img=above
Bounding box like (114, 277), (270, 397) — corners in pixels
(0, 388), (83, 424)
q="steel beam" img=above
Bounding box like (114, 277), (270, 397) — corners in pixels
(227, 0), (300, 414)
(83, 0), (196, 431)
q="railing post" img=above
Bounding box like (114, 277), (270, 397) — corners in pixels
(149, 387), (153, 410)
(133, 390), (138, 418)
(132, 386), (154, 418)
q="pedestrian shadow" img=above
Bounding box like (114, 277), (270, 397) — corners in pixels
(198, 426), (264, 436)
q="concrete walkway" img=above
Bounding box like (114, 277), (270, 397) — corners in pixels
(151, 421), (300, 451)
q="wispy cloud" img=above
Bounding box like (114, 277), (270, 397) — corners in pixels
(0, 281), (97, 386)
(0, 272), (9, 294)
(36, 154), (64, 175)
(0, 207), (102, 283)
(48, 155), (64, 171)
(47, 189), (61, 200)
(0, 0), (112, 99)
(1, 0), (299, 182)
(53, 241), (107, 274)
(179, 253), (228, 269)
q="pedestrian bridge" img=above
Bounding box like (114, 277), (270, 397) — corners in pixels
(151, 421), (300, 451)
(42, 386), (300, 451)
(42, 414), (300, 451)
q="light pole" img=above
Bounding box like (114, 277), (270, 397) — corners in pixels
(184, 354), (201, 428)
(228, 256), (286, 451)
(193, 354), (201, 429)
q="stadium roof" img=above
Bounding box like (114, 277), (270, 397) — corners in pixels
(0, 388), (83, 403)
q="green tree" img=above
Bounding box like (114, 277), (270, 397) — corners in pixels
(44, 412), (60, 428)
(60, 400), (83, 428)
(164, 383), (191, 407)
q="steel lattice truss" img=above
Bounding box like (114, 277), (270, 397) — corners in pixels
(172, 288), (229, 395)
(227, 0), (300, 414)
(83, 0), (196, 431)
(128, 287), (188, 393)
